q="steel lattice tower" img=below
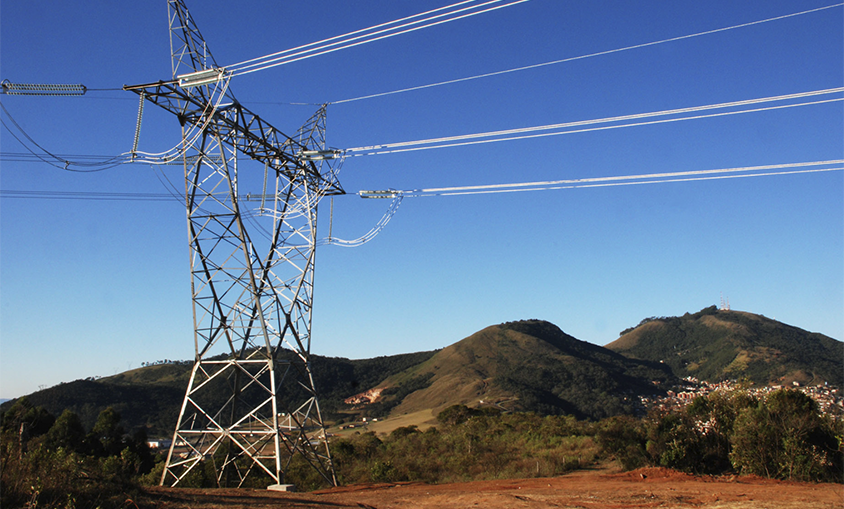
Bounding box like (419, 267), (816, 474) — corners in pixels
(125, 0), (342, 488)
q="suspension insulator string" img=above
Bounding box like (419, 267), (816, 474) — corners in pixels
(1, 80), (87, 96)
(131, 91), (145, 161)
(261, 161), (269, 213)
(328, 197), (334, 242)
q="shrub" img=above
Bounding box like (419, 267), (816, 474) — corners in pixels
(730, 389), (842, 481)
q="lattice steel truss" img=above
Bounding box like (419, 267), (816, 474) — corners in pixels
(125, 0), (342, 488)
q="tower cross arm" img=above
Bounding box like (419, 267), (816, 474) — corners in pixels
(123, 80), (345, 196)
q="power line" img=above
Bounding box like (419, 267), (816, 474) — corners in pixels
(5, 160), (840, 202)
(0, 100), (128, 171)
(0, 190), (176, 201)
(5, 89), (842, 172)
(4, 4), (838, 170)
(388, 160), (844, 197)
(331, 3), (844, 104)
(345, 88), (844, 155)
(227, 0), (529, 77)
(0, 152), (123, 163)
(228, 0), (483, 72)
(0, 77), (234, 171)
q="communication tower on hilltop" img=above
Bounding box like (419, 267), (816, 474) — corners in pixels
(124, 0), (342, 488)
(720, 293), (731, 311)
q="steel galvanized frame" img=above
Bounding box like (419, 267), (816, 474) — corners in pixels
(124, 0), (340, 488)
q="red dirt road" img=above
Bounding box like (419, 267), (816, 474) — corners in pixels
(143, 467), (843, 508)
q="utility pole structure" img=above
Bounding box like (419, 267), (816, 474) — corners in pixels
(125, 0), (342, 488)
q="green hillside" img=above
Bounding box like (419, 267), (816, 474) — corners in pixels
(5, 310), (835, 436)
(1, 320), (676, 434)
(0, 350), (437, 436)
(607, 306), (843, 386)
(363, 320), (675, 420)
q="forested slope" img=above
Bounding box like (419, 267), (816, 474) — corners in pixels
(607, 306), (843, 386)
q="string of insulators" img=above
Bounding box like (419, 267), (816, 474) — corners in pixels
(131, 92), (145, 159)
(1, 80), (87, 96)
(359, 189), (401, 199)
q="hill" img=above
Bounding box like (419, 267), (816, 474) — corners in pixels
(1, 320), (675, 434)
(5, 310), (836, 435)
(606, 306), (843, 387)
(0, 350), (438, 435)
(352, 320), (674, 421)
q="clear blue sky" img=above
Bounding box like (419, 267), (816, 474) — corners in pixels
(1, 0), (841, 399)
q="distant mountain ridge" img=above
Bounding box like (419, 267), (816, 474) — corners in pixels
(0, 351), (438, 435)
(359, 320), (674, 421)
(0, 320), (675, 432)
(606, 306), (843, 387)
(2, 310), (839, 435)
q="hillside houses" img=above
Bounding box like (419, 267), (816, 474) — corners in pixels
(642, 377), (843, 416)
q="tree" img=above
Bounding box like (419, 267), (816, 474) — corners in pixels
(45, 409), (86, 453)
(437, 405), (485, 426)
(2, 398), (54, 435)
(730, 389), (842, 481)
(682, 390), (757, 474)
(90, 407), (124, 456)
(597, 415), (648, 470)
(645, 411), (704, 472)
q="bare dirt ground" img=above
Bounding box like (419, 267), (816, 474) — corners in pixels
(141, 467), (843, 508)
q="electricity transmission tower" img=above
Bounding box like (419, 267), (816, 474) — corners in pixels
(125, 0), (342, 488)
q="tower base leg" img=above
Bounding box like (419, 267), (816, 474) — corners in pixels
(267, 484), (297, 492)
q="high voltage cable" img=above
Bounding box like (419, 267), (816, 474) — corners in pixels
(331, 3), (844, 104)
(0, 100), (126, 171)
(400, 167), (844, 196)
(4, 161), (840, 202)
(5, 89), (842, 169)
(228, 0), (483, 71)
(0, 152), (122, 163)
(0, 77), (233, 172)
(0, 190), (175, 201)
(345, 88), (844, 156)
(386, 160), (844, 197)
(3, 2), (838, 168)
(227, 0), (529, 77)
